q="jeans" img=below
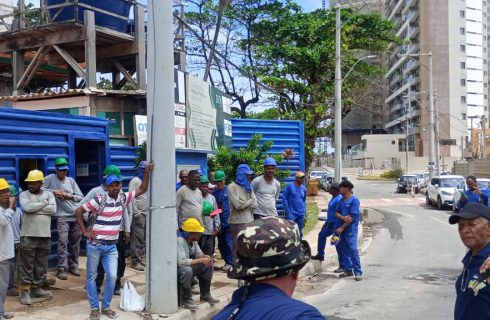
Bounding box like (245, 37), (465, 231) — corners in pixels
(86, 242), (118, 310)
(288, 213), (305, 239)
(18, 236), (50, 290)
(178, 264), (213, 299)
(0, 260), (9, 317)
(56, 217), (82, 271)
(338, 232), (362, 276)
(96, 232), (126, 292)
(217, 226), (233, 265)
(130, 214), (146, 265)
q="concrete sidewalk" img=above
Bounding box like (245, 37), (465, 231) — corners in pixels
(6, 190), (341, 320)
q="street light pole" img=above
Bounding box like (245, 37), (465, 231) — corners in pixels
(334, 3), (342, 183)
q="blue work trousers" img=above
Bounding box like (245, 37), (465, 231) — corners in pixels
(337, 233), (362, 276)
(217, 226), (234, 265)
(288, 213), (305, 239)
(86, 242), (118, 311)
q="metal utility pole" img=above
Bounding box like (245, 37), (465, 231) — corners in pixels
(334, 3), (342, 183)
(480, 116), (487, 159)
(427, 52), (436, 178)
(434, 97), (440, 175)
(146, 0), (178, 314)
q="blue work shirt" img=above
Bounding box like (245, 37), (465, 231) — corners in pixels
(212, 284), (325, 320)
(335, 195), (361, 235)
(213, 186), (230, 227)
(176, 182), (183, 191)
(455, 241), (490, 320)
(326, 194), (343, 223)
(282, 182), (306, 216)
(456, 189), (489, 210)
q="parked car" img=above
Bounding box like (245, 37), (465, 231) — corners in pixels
(426, 175), (465, 210)
(396, 175), (419, 193)
(414, 172), (429, 188)
(452, 178), (490, 212)
(309, 170), (331, 179)
(318, 173), (348, 191)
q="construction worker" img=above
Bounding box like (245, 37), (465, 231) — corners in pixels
(75, 162), (153, 320)
(43, 157), (84, 280)
(282, 171), (307, 239)
(176, 170), (188, 191)
(198, 176), (220, 256)
(212, 217), (323, 320)
(6, 185), (22, 297)
(18, 170), (56, 305)
(79, 165), (131, 296)
(129, 161), (148, 271)
(252, 157), (281, 219)
(213, 170), (233, 272)
(0, 178), (16, 319)
(178, 218), (219, 311)
(176, 170), (203, 226)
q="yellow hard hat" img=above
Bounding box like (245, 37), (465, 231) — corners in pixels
(182, 218), (205, 233)
(25, 170), (45, 182)
(0, 178), (9, 190)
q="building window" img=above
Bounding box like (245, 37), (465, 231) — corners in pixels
(460, 28), (465, 35)
(461, 62), (466, 69)
(460, 10), (465, 18)
(461, 96), (466, 104)
(461, 79), (466, 86)
(460, 45), (466, 52)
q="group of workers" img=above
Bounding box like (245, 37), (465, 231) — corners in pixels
(0, 158), (152, 320)
(174, 157), (310, 310)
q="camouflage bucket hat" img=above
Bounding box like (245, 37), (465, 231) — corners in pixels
(228, 217), (311, 281)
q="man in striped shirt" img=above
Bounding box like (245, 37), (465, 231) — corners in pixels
(75, 161), (153, 320)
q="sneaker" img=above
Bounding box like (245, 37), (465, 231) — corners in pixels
(2, 312), (14, 319)
(200, 294), (220, 305)
(310, 255), (324, 262)
(333, 267), (345, 273)
(131, 263), (145, 271)
(7, 288), (19, 297)
(56, 269), (68, 280)
(69, 266), (81, 277)
(182, 299), (198, 311)
(339, 271), (354, 278)
(220, 264), (232, 272)
(30, 287), (53, 298)
(19, 291), (31, 305)
(42, 278), (56, 287)
(140, 260), (146, 267)
(354, 275), (363, 281)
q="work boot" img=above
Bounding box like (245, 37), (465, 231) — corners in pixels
(31, 287), (53, 298)
(140, 260), (147, 267)
(333, 267), (345, 273)
(200, 294), (220, 305)
(131, 263), (145, 271)
(42, 277), (56, 288)
(56, 269), (68, 280)
(2, 312), (14, 319)
(7, 287), (19, 296)
(182, 299), (198, 311)
(19, 291), (31, 305)
(69, 265), (81, 277)
(311, 255), (324, 262)
(339, 271), (354, 278)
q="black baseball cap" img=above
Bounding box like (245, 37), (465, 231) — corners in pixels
(449, 202), (490, 224)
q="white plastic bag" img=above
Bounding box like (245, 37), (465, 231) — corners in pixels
(120, 280), (145, 312)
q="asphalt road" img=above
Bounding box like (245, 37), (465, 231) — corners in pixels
(304, 178), (467, 320)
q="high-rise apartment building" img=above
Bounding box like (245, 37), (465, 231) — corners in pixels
(385, 0), (487, 159)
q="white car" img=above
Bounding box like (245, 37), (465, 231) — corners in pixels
(309, 170), (331, 179)
(426, 175), (465, 210)
(452, 178), (490, 212)
(414, 172), (429, 189)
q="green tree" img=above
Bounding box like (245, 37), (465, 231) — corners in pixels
(246, 8), (400, 168)
(207, 133), (290, 184)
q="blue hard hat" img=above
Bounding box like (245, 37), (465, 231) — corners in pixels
(263, 157), (277, 167)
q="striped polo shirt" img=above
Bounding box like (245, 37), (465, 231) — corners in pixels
(83, 191), (135, 244)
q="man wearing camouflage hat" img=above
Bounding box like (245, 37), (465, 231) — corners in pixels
(212, 217), (324, 320)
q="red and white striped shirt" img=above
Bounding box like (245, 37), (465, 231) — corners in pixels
(83, 191), (135, 243)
